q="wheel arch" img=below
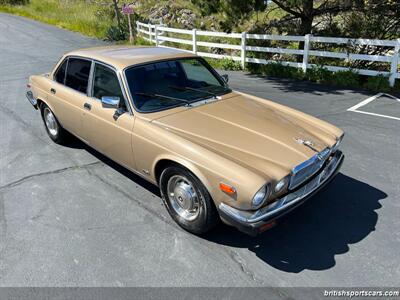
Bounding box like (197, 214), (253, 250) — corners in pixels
(36, 98), (56, 116)
(153, 156), (214, 197)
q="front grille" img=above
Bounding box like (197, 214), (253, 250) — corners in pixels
(289, 148), (331, 190)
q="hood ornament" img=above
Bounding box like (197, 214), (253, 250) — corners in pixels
(294, 137), (318, 152)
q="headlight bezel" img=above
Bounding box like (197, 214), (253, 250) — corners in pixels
(274, 175), (290, 194)
(252, 184), (271, 209)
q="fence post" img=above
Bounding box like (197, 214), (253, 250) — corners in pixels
(136, 21), (139, 35)
(154, 25), (159, 46)
(148, 24), (152, 43)
(302, 34), (311, 73)
(241, 32), (247, 70)
(192, 29), (197, 54)
(389, 39), (400, 87)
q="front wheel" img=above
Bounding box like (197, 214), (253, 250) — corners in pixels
(159, 165), (219, 235)
(40, 103), (68, 144)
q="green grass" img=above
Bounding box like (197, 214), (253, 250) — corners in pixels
(0, 0), (112, 38)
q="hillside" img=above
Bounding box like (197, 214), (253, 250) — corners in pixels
(0, 0), (276, 39)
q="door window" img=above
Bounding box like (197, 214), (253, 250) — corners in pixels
(65, 58), (91, 93)
(92, 63), (124, 103)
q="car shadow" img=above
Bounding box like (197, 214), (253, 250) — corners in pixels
(204, 173), (386, 273)
(62, 139), (386, 273)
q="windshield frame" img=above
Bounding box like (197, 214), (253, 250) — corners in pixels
(123, 56), (231, 113)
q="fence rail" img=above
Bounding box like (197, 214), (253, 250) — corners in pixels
(137, 21), (400, 87)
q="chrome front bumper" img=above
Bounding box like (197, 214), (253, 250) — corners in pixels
(26, 91), (38, 109)
(218, 151), (344, 236)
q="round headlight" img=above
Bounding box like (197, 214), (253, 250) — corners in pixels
(252, 185), (269, 208)
(274, 177), (288, 193)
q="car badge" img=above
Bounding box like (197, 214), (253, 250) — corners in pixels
(294, 137), (318, 152)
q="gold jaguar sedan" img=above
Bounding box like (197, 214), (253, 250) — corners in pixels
(26, 46), (344, 236)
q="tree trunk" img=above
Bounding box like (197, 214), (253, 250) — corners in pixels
(297, 0), (314, 61)
(297, 17), (313, 61)
(112, 0), (121, 29)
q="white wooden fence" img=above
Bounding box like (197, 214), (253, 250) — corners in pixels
(137, 21), (400, 87)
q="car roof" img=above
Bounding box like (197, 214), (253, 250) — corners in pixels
(66, 45), (197, 70)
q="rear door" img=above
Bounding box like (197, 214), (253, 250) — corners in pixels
(49, 57), (92, 139)
(82, 61), (136, 170)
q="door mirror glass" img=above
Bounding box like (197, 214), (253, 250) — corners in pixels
(221, 74), (229, 83)
(101, 96), (120, 109)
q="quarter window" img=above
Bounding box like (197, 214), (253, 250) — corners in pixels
(65, 58), (91, 93)
(92, 63), (124, 101)
(54, 59), (67, 84)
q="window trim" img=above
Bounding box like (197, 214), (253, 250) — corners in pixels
(89, 60), (133, 115)
(122, 56), (230, 114)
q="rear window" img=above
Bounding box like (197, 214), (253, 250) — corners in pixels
(65, 58), (91, 93)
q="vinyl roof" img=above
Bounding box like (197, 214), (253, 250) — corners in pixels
(66, 45), (197, 70)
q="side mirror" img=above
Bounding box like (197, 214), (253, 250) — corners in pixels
(221, 74), (229, 83)
(101, 96), (120, 109)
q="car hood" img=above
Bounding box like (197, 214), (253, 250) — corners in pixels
(152, 93), (339, 179)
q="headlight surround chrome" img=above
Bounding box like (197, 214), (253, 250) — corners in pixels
(252, 184), (270, 209)
(274, 176), (289, 193)
(331, 134), (344, 153)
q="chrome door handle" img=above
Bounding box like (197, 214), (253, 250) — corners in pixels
(83, 103), (91, 111)
(50, 88), (56, 94)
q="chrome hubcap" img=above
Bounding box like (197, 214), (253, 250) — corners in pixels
(44, 108), (58, 136)
(167, 175), (200, 221)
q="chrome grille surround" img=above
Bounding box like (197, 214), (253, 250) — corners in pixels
(289, 148), (331, 190)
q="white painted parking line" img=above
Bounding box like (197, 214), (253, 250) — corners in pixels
(347, 93), (400, 121)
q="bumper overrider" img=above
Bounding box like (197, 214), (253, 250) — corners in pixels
(218, 150), (344, 236)
(26, 91), (38, 109)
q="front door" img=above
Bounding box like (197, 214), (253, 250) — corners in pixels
(82, 62), (136, 170)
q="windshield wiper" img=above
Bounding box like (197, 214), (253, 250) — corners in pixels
(135, 92), (192, 106)
(169, 85), (219, 99)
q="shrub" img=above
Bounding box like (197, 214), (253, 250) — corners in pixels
(0, 0), (29, 4)
(290, 68), (307, 80)
(305, 65), (333, 83)
(394, 80), (400, 92)
(105, 13), (141, 42)
(246, 62), (263, 74)
(219, 58), (242, 71)
(261, 62), (292, 78)
(106, 24), (126, 41)
(133, 36), (153, 46)
(331, 70), (360, 88)
(364, 75), (390, 92)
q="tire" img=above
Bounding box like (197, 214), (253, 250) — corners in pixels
(40, 103), (68, 144)
(159, 165), (219, 235)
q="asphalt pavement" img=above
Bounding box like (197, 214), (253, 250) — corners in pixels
(0, 13), (399, 288)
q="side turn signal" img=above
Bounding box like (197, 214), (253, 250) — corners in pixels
(219, 182), (236, 195)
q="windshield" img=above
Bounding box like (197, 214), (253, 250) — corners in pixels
(124, 57), (231, 112)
